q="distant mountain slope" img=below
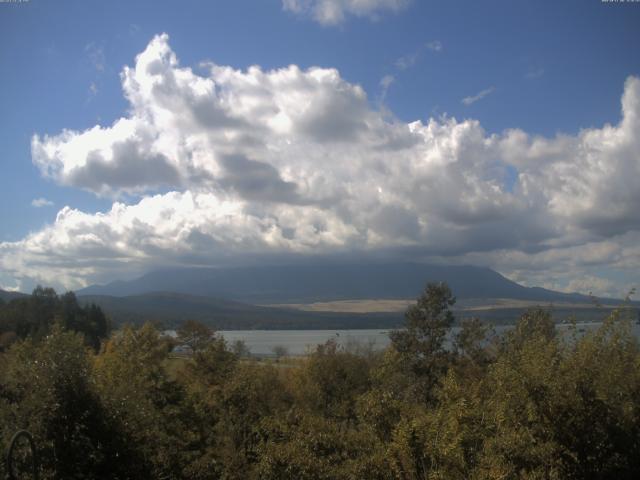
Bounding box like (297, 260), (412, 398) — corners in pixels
(78, 292), (402, 330)
(78, 263), (603, 304)
(77, 291), (630, 330)
(0, 289), (28, 302)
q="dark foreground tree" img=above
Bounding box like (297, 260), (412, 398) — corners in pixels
(0, 287), (109, 350)
(389, 282), (455, 403)
(0, 326), (133, 479)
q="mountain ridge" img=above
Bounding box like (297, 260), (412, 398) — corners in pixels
(77, 263), (608, 304)
(0, 289), (28, 302)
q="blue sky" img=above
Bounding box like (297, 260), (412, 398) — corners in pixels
(1, 0), (640, 296)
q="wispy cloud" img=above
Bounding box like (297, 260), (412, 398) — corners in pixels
(395, 51), (419, 70)
(564, 275), (617, 298)
(425, 40), (442, 52)
(31, 198), (54, 208)
(384, 40), (441, 98)
(525, 67), (545, 79)
(85, 43), (106, 101)
(461, 86), (495, 106)
(395, 40), (442, 70)
(379, 74), (395, 100)
(282, 0), (412, 26)
(85, 42), (105, 72)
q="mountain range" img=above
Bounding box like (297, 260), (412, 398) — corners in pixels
(3, 264), (630, 329)
(77, 263), (603, 304)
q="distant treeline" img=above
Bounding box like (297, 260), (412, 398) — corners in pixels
(0, 286), (109, 351)
(1, 283), (640, 479)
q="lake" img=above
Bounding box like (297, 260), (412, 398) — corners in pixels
(218, 321), (640, 356)
(220, 329), (391, 356)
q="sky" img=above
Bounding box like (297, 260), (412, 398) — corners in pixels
(1, 0), (640, 297)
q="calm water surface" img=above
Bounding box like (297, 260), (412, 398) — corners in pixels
(219, 322), (640, 356)
(220, 329), (391, 356)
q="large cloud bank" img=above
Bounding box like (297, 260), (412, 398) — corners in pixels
(2, 34), (640, 294)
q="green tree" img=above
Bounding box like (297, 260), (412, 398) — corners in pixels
(357, 347), (415, 441)
(389, 282), (455, 404)
(0, 287), (109, 350)
(231, 339), (251, 357)
(179, 336), (240, 478)
(58, 291), (110, 350)
(215, 363), (291, 479)
(256, 413), (392, 480)
(293, 339), (371, 422)
(504, 307), (555, 352)
(272, 344), (289, 361)
(0, 325), (128, 479)
(93, 323), (191, 478)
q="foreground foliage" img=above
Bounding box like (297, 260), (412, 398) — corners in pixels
(1, 284), (639, 479)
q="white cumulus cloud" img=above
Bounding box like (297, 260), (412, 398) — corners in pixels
(2, 34), (639, 293)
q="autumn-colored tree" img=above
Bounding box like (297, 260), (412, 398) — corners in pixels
(256, 412), (392, 480)
(293, 339), (371, 422)
(2, 283), (640, 479)
(177, 319), (216, 354)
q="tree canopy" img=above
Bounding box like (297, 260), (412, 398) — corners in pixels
(0, 286), (109, 351)
(1, 282), (640, 479)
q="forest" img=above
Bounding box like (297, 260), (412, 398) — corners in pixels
(1, 283), (639, 479)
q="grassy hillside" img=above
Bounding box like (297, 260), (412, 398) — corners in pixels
(77, 291), (636, 330)
(78, 292), (404, 330)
